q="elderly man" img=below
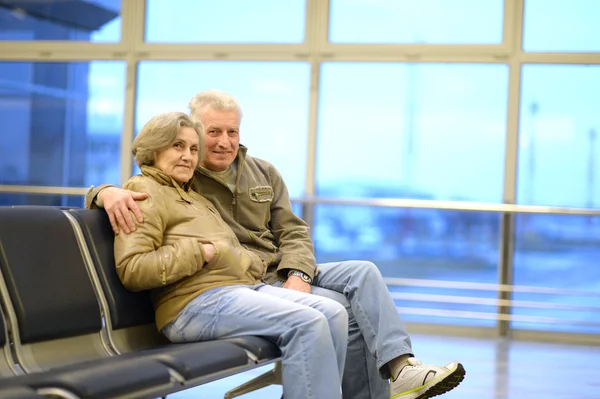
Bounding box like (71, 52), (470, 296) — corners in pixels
(86, 90), (465, 399)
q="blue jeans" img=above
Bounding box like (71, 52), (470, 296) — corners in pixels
(281, 260), (414, 399)
(162, 283), (348, 399)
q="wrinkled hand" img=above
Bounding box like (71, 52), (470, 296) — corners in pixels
(202, 243), (216, 263)
(99, 187), (149, 234)
(283, 276), (311, 294)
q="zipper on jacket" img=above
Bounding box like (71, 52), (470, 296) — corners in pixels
(231, 194), (238, 222)
(161, 255), (167, 285)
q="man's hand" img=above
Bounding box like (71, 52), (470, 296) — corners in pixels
(283, 276), (311, 294)
(99, 187), (149, 234)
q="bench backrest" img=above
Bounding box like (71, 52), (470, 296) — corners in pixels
(0, 206), (111, 372)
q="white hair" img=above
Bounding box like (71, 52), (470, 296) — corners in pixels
(188, 89), (242, 121)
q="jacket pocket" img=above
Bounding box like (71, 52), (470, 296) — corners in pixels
(248, 186), (274, 203)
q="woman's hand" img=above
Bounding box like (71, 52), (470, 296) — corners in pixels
(202, 243), (216, 263)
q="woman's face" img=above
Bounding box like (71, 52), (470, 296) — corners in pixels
(154, 126), (199, 183)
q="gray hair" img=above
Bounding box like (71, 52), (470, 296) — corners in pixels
(188, 89), (242, 122)
(132, 111), (204, 168)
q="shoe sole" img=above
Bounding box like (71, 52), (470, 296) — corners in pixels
(415, 362), (466, 399)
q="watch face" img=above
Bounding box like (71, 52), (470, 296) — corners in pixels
(300, 273), (312, 283)
(289, 270), (311, 284)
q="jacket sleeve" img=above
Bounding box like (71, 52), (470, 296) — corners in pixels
(114, 182), (206, 292)
(268, 166), (317, 280)
(85, 184), (116, 209)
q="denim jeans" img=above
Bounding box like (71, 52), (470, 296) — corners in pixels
(284, 260), (414, 399)
(162, 283), (348, 399)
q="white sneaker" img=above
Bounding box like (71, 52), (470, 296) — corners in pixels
(389, 358), (465, 399)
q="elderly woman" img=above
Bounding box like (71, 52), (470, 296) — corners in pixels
(113, 112), (348, 399)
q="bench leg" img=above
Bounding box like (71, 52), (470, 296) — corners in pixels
(224, 361), (282, 399)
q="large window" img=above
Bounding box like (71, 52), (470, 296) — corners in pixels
(329, 0), (504, 44)
(0, 0), (121, 42)
(145, 0), (306, 43)
(136, 61), (311, 197)
(0, 61), (125, 188)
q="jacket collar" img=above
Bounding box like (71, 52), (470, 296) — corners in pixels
(141, 165), (195, 204)
(237, 144), (248, 162)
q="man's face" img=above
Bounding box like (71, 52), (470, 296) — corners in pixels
(199, 106), (240, 172)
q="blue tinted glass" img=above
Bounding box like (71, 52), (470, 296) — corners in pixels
(146, 0), (305, 43)
(524, 0), (600, 52)
(330, 0), (503, 44)
(0, 61), (125, 188)
(0, 0), (120, 42)
(317, 62), (508, 202)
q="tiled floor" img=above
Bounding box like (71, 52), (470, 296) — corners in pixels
(168, 333), (600, 399)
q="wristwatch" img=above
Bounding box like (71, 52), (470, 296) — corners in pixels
(287, 269), (312, 284)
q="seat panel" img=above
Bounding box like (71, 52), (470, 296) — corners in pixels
(130, 341), (250, 380)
